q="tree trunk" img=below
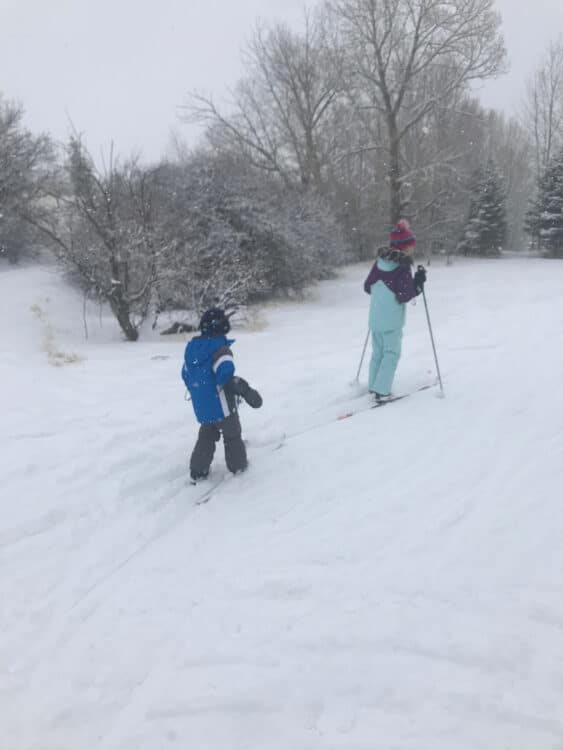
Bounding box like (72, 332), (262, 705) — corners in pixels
(388, 118), (402, 225)
(109, 295), (139, 341)
(305, 127), (323, 191)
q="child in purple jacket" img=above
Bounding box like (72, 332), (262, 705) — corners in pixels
(363, 220), (426, 400)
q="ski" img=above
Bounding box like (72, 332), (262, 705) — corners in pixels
(338, 382), (437, 421)
(193, 433), (286, 505)
(245, 432), (287, 451)
(370, 394), (409, 408)
(371, 382), (436, 409)
(194, 475), (228, 505)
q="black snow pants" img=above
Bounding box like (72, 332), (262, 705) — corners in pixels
(189, 412), (247, 480)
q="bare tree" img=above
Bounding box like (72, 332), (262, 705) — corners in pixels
(183, 7), (345, 190)
(485, 112), (532, 251)
(401, 93), (487, 251)
(33, 138), (161, 341)
(0, 96), (55, 262)
(522, 36), (563, 180)
(331, 0), (506, 224)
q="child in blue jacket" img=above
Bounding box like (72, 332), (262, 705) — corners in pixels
(363, 220), (426, 400)
(182, 308), (262, 482)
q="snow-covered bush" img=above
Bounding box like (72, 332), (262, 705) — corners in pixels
(153, 153), (349, 315)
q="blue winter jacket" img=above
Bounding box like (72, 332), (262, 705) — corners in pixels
(181, 335), (236, 424)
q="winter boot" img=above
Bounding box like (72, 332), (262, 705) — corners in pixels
(374, 392), (394, 403)
(190, 470), (209, 484)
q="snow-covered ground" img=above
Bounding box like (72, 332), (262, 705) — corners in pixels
(2, 255), (563, 750)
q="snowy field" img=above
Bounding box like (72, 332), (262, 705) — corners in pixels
(2, 255), (563, 750)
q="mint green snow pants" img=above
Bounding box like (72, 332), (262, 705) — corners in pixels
(368, 329), (403, 395)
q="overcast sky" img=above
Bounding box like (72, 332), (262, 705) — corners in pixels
(1, 0), (562, 163)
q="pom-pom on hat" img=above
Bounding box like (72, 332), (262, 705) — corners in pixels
(389, 219), (416, 250)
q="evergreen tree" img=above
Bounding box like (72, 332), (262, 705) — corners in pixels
(524, 191), (542, 251)
(531, 149), (563, 257)
(457, 160), (507, 256)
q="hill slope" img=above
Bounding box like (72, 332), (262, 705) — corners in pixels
(2, 257), (563, 749)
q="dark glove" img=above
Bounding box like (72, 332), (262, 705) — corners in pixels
(226, 376), (263, 408)
(414, 266), (427, 295)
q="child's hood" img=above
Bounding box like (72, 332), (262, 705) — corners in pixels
(376, 257), (399, 273)
(185, 335), (235, 367)
(376, 246), (413, 273)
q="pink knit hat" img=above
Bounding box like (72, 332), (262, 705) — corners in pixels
(389, 219), (416, 250)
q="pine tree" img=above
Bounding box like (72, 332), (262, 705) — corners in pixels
(532, 149), (563, 257)
(457, 160), (507, 256)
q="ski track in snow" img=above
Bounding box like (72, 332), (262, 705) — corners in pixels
(2, 257), (563, 749)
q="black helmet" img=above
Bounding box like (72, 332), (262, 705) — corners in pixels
(199, 307), (230, 337)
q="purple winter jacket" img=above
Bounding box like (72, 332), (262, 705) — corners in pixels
(363, 247), (418, 302)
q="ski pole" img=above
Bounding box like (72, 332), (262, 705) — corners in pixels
(354, 329), (370, 382)
(418, 266), (444, 396)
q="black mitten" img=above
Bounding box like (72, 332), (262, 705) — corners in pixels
(414, 266), (427, 295)
(227, 376), (263, 408)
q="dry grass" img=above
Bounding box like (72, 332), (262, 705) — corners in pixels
(31, 301), (84, 367)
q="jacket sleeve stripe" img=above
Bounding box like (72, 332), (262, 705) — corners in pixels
(217, 386), (230, 418)
(212, 354), (234, 373)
